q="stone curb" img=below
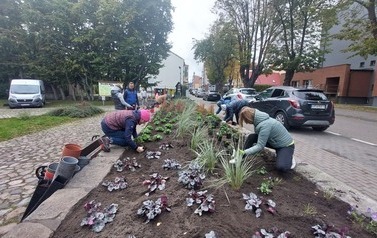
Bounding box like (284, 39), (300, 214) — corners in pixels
(2, 147), (124, 238)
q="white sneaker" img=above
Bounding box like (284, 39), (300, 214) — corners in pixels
(291, 157), (296, 169)
(229, 159), (236, 164)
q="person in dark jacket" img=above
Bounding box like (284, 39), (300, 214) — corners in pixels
(100, 109), (151, 153)
(223, 99), (250, 124)
(238, 107), (296, 172)
(215, 98), (231, 115)
(123, 82), (139, 110)
(111, 86), (132, 110)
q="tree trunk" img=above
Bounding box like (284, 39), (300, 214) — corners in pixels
(284, 69), (295, 86)
(69, 84), (77, 101)
(51, 85), (58, 100)
(58, 86), (66, 100)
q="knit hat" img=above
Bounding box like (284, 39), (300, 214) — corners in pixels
(140, 109), (151, 122)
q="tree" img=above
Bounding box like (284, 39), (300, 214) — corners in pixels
(269, 0), (336, 85)
(334, 0), (377, 57)
(215, 0), (281, 87)
(193, 20), (238, 92)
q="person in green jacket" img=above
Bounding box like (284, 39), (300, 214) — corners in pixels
(237, 107), (296, 172)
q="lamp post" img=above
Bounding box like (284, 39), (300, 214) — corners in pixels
(178, 66), (182, 97)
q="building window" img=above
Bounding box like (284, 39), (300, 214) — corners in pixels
(360, 62), (365, 68)
(291, 81), (299, 87)
(303, 80), (312, 88)
(371, 60), (376, 66)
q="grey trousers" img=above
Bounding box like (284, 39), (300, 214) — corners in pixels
(244, 134), (294, 172)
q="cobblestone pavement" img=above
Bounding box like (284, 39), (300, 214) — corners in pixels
(0, 106), (113, 227)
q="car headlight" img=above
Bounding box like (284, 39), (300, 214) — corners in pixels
(33, 95), (42, 100)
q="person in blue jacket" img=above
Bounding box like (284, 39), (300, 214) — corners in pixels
(238, 107), (296, 172)
(223, 99), (250, 124)
(123, 82), (139, 110)
(215, 98), (231, 114)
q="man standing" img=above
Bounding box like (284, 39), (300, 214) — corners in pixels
(123, 82), (139, 110)
(110, 86), (132, 110)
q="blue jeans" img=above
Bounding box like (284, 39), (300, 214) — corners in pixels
(244, 133), (294, 172)
(101, 120), (128, 146)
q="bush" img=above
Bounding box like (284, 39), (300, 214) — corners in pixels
(47, 102), (104, 118)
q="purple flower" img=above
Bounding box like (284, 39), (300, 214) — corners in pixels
(371, 212), (377, 222)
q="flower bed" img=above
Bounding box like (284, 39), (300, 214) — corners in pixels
(51, 100), (375, 238)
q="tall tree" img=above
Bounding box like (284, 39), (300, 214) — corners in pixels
(215, 0), (281, 87)
(334, 1), (377, 57)
(193, 20), (238, 92)
(269, 0), (336, 85)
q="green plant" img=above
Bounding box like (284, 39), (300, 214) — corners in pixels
(47, 103), (104, 118)
(190, 126), (209, 151)
(163, 128), (172, 134)
(152, 134), (163, 141)
(258, 177), (282, 195)
(348, 207), (377, 236)
(258, 181), (272, 195)
(213, 139), (257, 190)
(175, 102), (197, 138)
(193, 139), (224, 173)
(155, 126), (164, 132)
(256, 166), (268, 175)
(17, 111), (32, 120)
(323, 189), (335, 200)
(303, 203), (317, 216)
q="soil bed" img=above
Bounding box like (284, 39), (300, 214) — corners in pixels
(52, 131), (373, 238)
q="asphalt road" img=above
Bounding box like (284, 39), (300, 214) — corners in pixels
(189, 94), (377, 174)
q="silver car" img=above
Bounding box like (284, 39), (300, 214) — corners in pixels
(222, 87), (257, 102)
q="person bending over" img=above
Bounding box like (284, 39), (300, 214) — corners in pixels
(223, 99), (250, 125)
(111, 86), (132, 110)
(238, 107), (296, 172)
(100, 109), (151, 153)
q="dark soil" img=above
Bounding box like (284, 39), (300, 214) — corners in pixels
(52, 131), (373, 238)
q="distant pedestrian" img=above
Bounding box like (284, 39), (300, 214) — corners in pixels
(100, 109), (151, 153)
(123, 82), (139, 110)
(140, 88), (148, 107)
(238, 107), (296, 172)
(110, 86), (132, 110)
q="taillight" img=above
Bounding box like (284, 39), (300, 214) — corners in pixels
(289, 99), (300, 109)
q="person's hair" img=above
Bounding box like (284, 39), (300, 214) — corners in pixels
(239, 107), (255, 127)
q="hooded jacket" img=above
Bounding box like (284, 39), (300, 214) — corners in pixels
(103, 110), (141, 150)
(244, 109), (293, 155)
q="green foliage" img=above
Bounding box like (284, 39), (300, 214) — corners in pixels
(175, 102), (197, 138)
(193, 20), (238, 89)
(190, 126), (209, 151)
(303, 203), (317, 216)
(152, 134), (163, 141)
(47, 103), (104, 118)
(256, 166), (268, 175)
(193, 140), (224, 173)
(155, 126), (164, 132)
(0, 115), (75, 142)
(0, 0), (173, 88)
(258, 176), (282, 195)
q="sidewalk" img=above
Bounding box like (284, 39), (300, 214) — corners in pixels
(1, 105), (377, 237)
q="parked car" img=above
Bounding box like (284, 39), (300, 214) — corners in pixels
(191, 89), (198, 96)
(222, 87), (257, 102)
(250, 86), (335, 131)
(195, 88), (206, 98)
(203, 91), (221, 101)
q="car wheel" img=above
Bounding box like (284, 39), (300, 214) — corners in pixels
(275, 111), (289, 129)
(312, 126), (329, 132)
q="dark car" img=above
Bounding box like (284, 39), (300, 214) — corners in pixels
(250, 86), (335, 131)
(203, 91), (221, 101)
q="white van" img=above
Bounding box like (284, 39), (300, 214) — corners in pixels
(8, 79), (46, 108)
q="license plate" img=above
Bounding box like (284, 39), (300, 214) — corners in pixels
(21, 104), (29, 106)
(311, 104), (326, 109)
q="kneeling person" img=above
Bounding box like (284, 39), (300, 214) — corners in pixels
(238, 107), (296, 172)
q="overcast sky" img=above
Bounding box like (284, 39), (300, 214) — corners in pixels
(168, 0), (217, 81)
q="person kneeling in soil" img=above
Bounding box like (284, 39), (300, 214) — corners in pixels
(237, 107), (296, 172)
(100, 109), (151, 153)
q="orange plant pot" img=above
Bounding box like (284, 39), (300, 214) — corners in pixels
(62, 143), (82, 159)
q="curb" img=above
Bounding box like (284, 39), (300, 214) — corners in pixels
(2, 148), (124, 238)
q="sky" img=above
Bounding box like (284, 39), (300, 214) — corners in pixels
(168, 0), (217, 81)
